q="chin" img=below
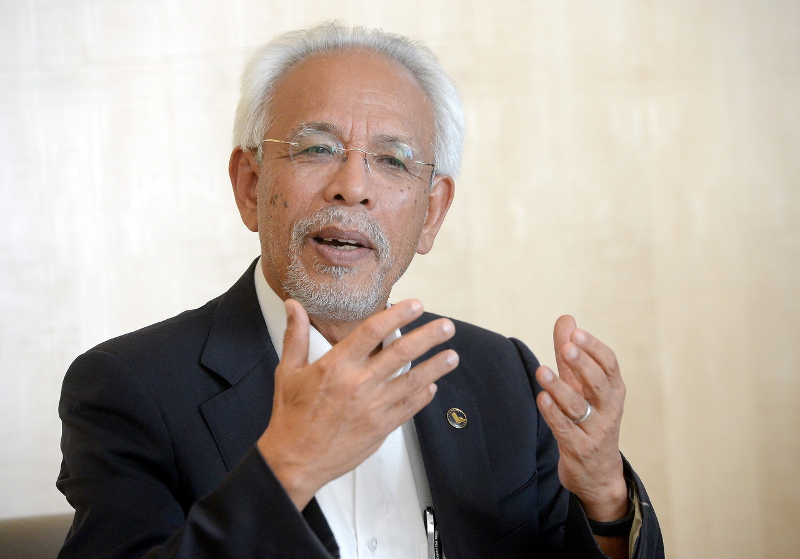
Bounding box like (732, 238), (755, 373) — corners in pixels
(284, 262), (390, 322)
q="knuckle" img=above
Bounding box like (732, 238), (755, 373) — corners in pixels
(282, 326), (299, 346)
(390, 337), (417, 363)
(361, 318), (386, 340)
(403, 369), (424, 395)
(568, 399), (587, 418)
(317, 358), (341, 380)
(550, 413), (573, 436)
(345, 383), (364, 403)
(399, 395), (417, 415)
(391, 396), (417, 424)
(342, 374), (371, 402)
(589, 378), (605, 394)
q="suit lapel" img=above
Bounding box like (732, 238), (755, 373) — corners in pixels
(199, 353), (278, 471)
(199, 260), (279, 471)
(196, 275), (501, 556)
(413, 356), (500, 558)
(195, 260), (338, 556)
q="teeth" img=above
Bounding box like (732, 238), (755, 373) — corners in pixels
(319, 237), (361, 250)
(322, 238), (359, 245)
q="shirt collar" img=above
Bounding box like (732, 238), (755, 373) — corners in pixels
(253, 257), (406, 372)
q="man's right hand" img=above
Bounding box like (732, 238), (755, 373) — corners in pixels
(256, 298), (458, 510)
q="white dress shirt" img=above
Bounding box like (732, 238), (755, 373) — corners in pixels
(254, 260), (433, 558)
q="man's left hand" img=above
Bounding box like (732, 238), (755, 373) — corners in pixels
(535, 315), (629, 523)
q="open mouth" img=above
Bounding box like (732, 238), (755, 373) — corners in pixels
(292, 209), (390, 266)
(310, 226), (374, 254)
(314, 237), (366, 251)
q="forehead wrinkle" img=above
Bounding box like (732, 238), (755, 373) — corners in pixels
(288, 121), (345, 140)
(286, 120), (427, 156)
(345, 92), (434, 158)
(343, 88), (430, 137)
(271, 53), (435, 156)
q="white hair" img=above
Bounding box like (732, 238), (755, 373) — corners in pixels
(232, 22), (465, 177)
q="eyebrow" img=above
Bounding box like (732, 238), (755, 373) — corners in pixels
(287, 121), (425, 154)
(373, 133), (423, 153)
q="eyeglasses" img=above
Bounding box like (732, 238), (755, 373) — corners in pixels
(259, 130), (436, 186)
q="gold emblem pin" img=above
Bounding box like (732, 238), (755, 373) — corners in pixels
(447, 408), (467, 428)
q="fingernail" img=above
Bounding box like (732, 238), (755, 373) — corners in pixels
(565, 344), (578, 360)
(409, 300), (423, 315)
(541, 367), (554, 383)
(429, 384), (438, 396)
(445, 350), (459, 367)
(540, 392), (552, 406)
(441, 320), (455, 335)
(573, 329), (587, 344)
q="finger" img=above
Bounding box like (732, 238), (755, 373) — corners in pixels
(281, 299), (310, 369)
(559, 341), (613, 405)
(368, 317), (456, 381)
(536, 389), (587, 441)
(536, 365), (592, 424)
(572, 328), (625, 390)
(553, 315), (583, 394)
(554, 314), (577, 350)
(382, 375), (441, 430)
(384, 348), (459, 402)
(338, 299), (425, 360)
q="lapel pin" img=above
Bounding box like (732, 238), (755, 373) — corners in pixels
(446, 408), (467, 428)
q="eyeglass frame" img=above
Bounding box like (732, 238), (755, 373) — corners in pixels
(257, 137), (438, 189)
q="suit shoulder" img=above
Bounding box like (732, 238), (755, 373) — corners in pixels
(62, 295), (229, 411)
(85, 295), (222, 364)
(412, 311), (529, 354)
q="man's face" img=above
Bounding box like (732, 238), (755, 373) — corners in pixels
(243, 49), (452, 322)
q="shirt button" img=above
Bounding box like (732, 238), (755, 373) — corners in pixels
(367, 537), (378, 551)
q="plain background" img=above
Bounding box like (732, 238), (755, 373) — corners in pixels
(1, 1), (798, 557)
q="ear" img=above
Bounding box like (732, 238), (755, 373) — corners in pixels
(229, 146), (260, 232)
(417, 174), (455, 255)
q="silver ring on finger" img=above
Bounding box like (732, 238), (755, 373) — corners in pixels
(573, 402), (592, 424)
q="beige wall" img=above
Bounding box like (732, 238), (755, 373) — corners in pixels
(1, 1), (798, 557)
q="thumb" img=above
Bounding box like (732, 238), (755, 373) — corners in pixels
(553, 314), (581, 392)
(553, 314), (577, 356)
(281, 299), (310, 368)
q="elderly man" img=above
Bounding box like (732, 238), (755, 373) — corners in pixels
(58, 23), (663, 559)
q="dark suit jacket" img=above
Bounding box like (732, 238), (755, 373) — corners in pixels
(57, 260), (664, 559)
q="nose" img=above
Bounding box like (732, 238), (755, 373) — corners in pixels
(322, 149), (376, 209)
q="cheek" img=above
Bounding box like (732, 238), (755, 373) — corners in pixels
(390, 190), (430, 241)
(263, 175), (289, 208)
(266, 191), (290, 209)
(257, 179), (291, 239)
(259, 175), (297, 220)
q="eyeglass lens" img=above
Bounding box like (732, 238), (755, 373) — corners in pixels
(287, 131), (429, 183)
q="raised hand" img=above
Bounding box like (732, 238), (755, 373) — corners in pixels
(257, 298), (458, 510)
(535, 315), (629, 523)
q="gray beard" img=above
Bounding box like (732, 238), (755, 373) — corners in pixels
(282, 207), (396, 322)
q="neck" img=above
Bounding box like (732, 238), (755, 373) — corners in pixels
(309, 311), (380, 346)
(260, 259), (388, 347)
(310, 298), (389, 355)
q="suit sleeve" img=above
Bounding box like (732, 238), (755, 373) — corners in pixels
(57, 349), (337, 559)
(510, 339), (665, 559)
